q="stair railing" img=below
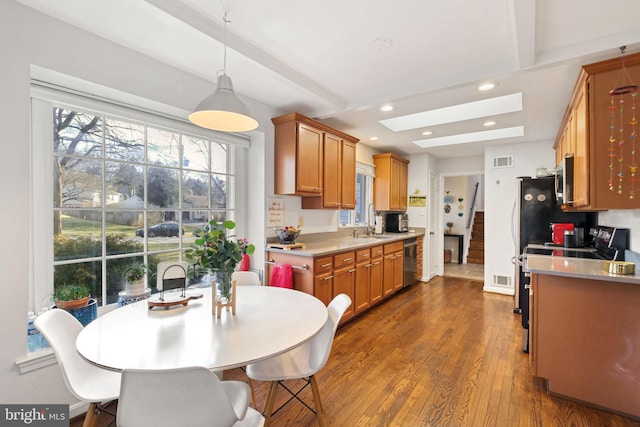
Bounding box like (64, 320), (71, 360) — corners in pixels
(466, 182), (479, 229)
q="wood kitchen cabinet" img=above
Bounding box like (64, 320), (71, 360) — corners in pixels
(333, 251), (355, 322)
(302, 134), (357, 209)
(415, 236), (424, 282)
(354, 249), (371, 313)
(530, 272), (640, 418)
(370, 245), (384, 305)
(382, 241), (404, 297)
(272, 112), (359, 207)
(555, 53), (640, 210)
(373, 153), (410, 211)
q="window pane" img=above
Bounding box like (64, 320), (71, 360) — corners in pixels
(210, 174), (229, 209)
(182, 135), (209, 172)
(183, 171), (209, 208)
(54, 211), (103, 261)
(148, 127), (180, 167)
(106, 162), (144, 205)
(55, 157), (103, 208)
(147, 166), (179, 209)
(53, 108), (102, 157)
(104, 118), (145, 162)
(211, 142), (228, 173)
(54, 260), (102, 303)
(105, 213), (144, 256)
(106, 256), (144, 305)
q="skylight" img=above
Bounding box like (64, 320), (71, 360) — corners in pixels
(412, 126), (524, 148)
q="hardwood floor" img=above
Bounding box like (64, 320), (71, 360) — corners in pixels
(73, 276), (640, 426)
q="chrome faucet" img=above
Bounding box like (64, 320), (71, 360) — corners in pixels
(366, 202), (375, 235)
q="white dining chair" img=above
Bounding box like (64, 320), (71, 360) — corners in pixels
(246, 293), (351, 427)
(232, 271), (262, 286)
(34, 308), (120, 427)
(116, 366), (264, 427)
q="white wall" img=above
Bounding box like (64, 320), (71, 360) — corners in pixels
(0, 2), (273, 413)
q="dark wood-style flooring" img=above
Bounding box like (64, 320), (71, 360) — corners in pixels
(73, 276), (640, 426)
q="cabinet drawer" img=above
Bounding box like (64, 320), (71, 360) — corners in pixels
(384, 241), (403, 254)
(334, 251), (355, 268)
(356, 248), (371, 263)
(314, 256), (333, 275)
(371, 245), (384, 258)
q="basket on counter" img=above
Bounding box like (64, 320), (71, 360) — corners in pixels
(274, 226), (301, 244)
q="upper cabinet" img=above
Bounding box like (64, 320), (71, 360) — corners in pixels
(555, 53), (640, 211)
(373, 153), (409, 211)
(272, 113), (359, 209)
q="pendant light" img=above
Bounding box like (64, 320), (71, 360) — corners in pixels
(189, 10), (258, 132)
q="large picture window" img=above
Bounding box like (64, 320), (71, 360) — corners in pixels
(31, 91), (248, 312)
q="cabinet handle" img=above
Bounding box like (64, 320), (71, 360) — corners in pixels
(366, 264), (372, 268)
(342, 257), (353, 262)
(373, 261), (381, 265)
(348, 268), (356, 273)
(324, 276), (334, 281)
(321, 263), (332, 268)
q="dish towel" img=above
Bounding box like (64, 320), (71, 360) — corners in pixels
(269, 263), (294, 289)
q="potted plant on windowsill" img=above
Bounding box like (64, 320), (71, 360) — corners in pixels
(53, 284), (91, 310)
(121, 263), (150, 295)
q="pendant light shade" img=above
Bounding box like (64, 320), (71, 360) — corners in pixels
(189, 74), (258, 132)
(188, 8), (258, 133)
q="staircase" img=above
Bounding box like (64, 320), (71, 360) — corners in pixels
(466, 211), (484, 265)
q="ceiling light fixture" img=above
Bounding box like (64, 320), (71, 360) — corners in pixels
(484, 121), (496, 127)
(478, 82), (496, 91)
(380, 104), (394, 112)
(370, 136), (379, 141)
(422, 131), (433, 136)
(189, 8), (258, 133)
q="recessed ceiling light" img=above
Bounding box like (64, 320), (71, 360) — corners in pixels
(484, 121), (496, 127)
(380, 104), (394, 112)
(369, 136), (379, 141)
(422, 131), (433, 136)
(478, 82), (496, 91)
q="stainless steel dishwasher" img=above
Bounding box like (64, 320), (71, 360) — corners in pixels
(403, 237), (418, 287)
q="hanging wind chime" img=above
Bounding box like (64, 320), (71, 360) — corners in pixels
(608, 46), (638, 199)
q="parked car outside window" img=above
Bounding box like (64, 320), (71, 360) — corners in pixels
(135, 222), (184, 237)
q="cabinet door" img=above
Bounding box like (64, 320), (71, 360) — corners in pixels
(321, 133), (342, 208)
(333, 266), (355, 322)
(383, 253), (395, 297)
(315, 272), (333, 306)
(393, 250), (404, 291)
(370, 257), (383, 305)
(340, 140), (357, 209)
(391, 159), (401, 209)
(398, 160), (408, 210)
(296, 123), (323, 194)
(354, 262), (371, 313)
(573, 85), (589, 207)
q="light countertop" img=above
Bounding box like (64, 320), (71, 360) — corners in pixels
(265, 231), (424, 257)
(525, 254), (640, 285)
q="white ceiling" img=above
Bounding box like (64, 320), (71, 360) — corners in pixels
(18, 0), (640, 158)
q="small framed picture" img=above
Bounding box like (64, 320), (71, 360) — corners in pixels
(444, 196), (454, 204)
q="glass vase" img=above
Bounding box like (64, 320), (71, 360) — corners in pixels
(215, 272), (233, 304)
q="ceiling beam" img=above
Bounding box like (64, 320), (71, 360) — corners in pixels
(510, 0), (536, 69)
(144, 0), (346, 110)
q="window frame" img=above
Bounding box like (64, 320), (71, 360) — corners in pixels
(340, 162), (375, 227)
(29, 87), (250, 314)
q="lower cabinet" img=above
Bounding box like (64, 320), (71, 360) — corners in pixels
(266, 238), (414, 325)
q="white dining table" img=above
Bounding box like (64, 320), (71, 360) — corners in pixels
(76, 286), (328, 371)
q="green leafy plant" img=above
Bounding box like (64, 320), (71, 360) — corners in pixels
(122, 263), (149, 282)
(53, 284), (91, 302)
(185, 220), (254, 275)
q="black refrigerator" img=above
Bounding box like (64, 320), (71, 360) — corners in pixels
(513, 176), (597, 352)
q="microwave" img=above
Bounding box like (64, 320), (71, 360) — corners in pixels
(555, 153), (574, 205)
(385, 213), (409, 233)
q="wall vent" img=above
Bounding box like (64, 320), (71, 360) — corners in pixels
(492, 155), (513, 168)
(493, 275), (512, 287)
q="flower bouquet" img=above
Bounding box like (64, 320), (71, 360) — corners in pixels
(274, 225), (301, 244)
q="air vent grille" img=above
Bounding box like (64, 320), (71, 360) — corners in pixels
(493, 275), (512, 287)
(493, 156), (513, 168)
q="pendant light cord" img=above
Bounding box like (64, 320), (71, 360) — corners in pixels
(221, 0), (229, 77)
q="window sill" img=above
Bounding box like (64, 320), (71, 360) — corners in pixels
(16, 349), (56, 374)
